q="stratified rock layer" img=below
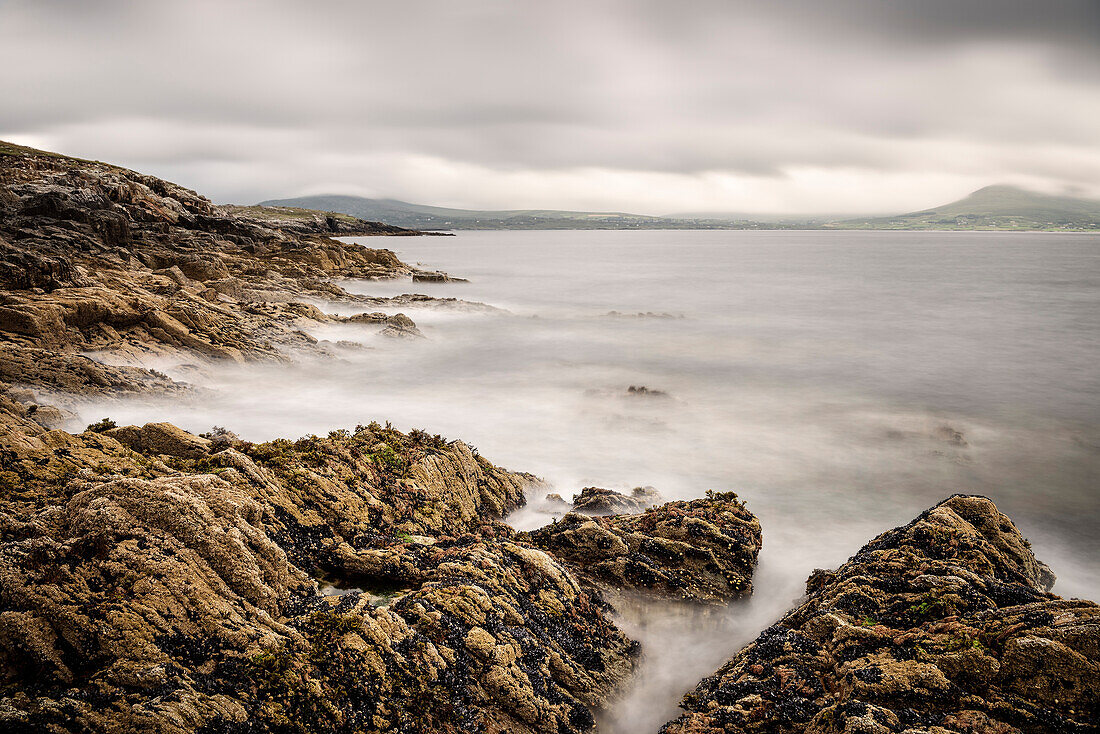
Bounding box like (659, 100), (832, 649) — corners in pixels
(661, 495), (1100, 734)
(523, 491), (762, 604)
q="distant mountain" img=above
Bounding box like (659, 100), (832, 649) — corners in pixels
(834, 185), (1100, 231)
(257, 195), (689, 230)
(259, 186), (1100, 232)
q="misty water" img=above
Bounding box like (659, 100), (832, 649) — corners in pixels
(81, 229), (1100, 730)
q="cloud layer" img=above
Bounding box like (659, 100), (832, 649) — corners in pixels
(2, 0), (1098, 214)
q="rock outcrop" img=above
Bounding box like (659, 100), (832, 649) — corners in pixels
(0, 140), (461, 367)
(0, 343), (186, 403)
(0, 142), (654, 733)
(341, 311), (424, 338)
(106, 421), (214, 458)
(523, 491), (762, 604)
(0, 412), (638, 733)
(661, 495), (1100, 734)
(570, 485), (662, 516)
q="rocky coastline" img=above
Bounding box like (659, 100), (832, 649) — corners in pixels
(661, 496), (1099, 734)
(0, 142), (1096, 732)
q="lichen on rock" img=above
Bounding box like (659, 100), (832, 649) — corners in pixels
(0, 141), (466, 368)
(0, 406), (638, 733)
(660, 495), (1100, 734)
(523, 490), (762, 604)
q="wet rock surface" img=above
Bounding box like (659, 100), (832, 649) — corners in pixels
(570, 486), (663, 516)
(0, 140), (464, 368)
(0, 143), (644, 733)
(660, 495), (1100, 734)
(0, 408), (638, 733)
(523, 491), (762, 604)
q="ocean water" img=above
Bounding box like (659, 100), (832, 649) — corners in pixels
(81, 229), (1100, 730)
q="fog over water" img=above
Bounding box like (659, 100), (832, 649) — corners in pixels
(79, 229), (1100, 730)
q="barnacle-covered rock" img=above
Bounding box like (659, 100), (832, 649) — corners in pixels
(523, 491), (762, 604)
(0, 409), (636, 733)
(660, 495), (1100, 734)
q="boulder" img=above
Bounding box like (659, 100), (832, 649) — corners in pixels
(344, 311), (391, 324)
(661, 495), (1100, 734)
(380, 312), (424, 339)
(26, 404), (73, 431)
(152, 265), (192, 286)
(571, 485), (661, 515)
(524, 491), (761, 604)
(106, 421), (212, 458)
(205, 276), (244, 299)
(166, 254), (231, 282)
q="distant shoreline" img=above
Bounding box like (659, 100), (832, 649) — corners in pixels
(377, 226), (1100, 234)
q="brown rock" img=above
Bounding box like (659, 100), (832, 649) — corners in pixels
(661, 495), (1100, 734)
(152, 265), (192, 286)
(571, 485), (661, 515)
(0, 416), (636, 734)
(524, 490), (761, 604)
(106, 421), (211, 458)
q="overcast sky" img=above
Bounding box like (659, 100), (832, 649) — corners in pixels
(2, 0), (1098, 214)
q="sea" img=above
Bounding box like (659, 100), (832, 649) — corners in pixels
(82, 229), (1100, 730)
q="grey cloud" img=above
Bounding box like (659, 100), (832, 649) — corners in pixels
(1, 0), (1098, 211)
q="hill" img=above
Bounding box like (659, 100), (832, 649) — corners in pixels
(262, 186), (1100, 232)
(834, 185), (1100, 231)
(258, 195), (719, 230)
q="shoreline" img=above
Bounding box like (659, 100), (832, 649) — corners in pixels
(1, 142), (1097, 733)
(393, 226), (1100, 234)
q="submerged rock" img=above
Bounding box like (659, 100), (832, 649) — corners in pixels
(412, 271), (468, 283)
(661, 495), (1100, 734)
(626, 385), (669, 398)
(379, 312), (424, 339)
(523, 491), (762, 604)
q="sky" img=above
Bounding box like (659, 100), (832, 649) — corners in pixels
(1, 0), (1098, 215)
